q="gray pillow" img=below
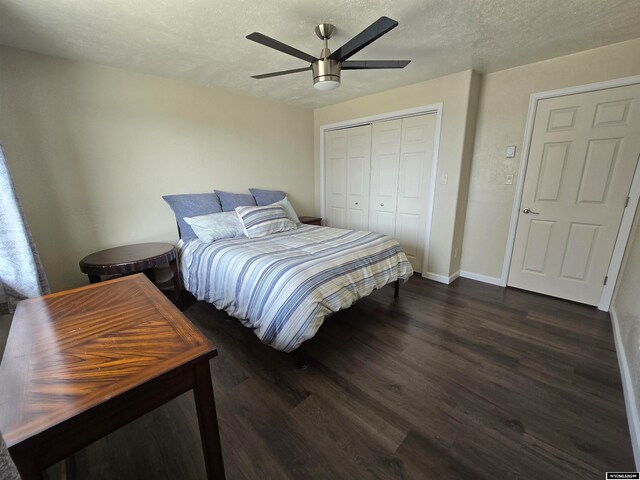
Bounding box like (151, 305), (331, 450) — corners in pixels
(214, 190), (257, 212)
(249, 188), (286, 206)
(275, 196), (301, 225)
(184, 211), (244, 243)
(162, 193), (222, 241)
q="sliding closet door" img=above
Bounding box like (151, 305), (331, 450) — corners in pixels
(369, 119), (402, 237)
(396, 114), (436, 272)
(345, 125), (372, 230)
(325, 129), (348, 228)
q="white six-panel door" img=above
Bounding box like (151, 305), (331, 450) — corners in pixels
(508, 83), (640, 305)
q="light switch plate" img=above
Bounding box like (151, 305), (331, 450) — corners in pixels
(506, 146), (516, 158)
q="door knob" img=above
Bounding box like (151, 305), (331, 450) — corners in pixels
(522, 207), (540, 215)
(380, 203), (384, 207)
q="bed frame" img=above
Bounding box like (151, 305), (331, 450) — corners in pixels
(294, 279), (399, 368)
(176, 221), (401, 368)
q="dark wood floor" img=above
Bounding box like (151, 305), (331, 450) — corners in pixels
(2, 276), (634, 479)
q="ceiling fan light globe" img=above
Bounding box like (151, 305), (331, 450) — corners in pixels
(314, 79), (340, 91)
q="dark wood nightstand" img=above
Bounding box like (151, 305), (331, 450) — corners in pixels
(79, 243), (181, 301)
(299, 216), (322, 226)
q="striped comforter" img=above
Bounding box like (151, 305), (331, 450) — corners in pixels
(178, 225), (413, 352)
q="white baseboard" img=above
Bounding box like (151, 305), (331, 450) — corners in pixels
(422, 270), (460, 285)
(459, 270), (504, 286)
(610, 306), (640, 469)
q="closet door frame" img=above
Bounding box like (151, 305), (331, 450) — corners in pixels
(319, 103), (443, 276)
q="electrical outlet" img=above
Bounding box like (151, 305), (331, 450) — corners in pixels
(440, 174), (448, 185)
(506, 146), (516, 158)
(506, 174), (514, 185)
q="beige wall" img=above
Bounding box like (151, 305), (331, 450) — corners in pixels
(461, 38), (640, 280)
(0, 45), (314, 291)
(313, 70), (478, 278)
(450, 71), (482, 274)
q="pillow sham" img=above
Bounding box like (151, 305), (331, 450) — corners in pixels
(235, 204), (296, 238)
(162, 193), (223, 241)
(184, 211), (245, 243)
(249, 188), (286, 206)
(214, 190), (256, 212)
(275, 196), (301, 225)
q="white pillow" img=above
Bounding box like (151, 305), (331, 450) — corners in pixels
(275, 196), (301, 225)
(183, 211), (244, 243)
(235, 204), (296, 238)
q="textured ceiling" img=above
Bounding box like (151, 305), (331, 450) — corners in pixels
(1, 0), (639, 109)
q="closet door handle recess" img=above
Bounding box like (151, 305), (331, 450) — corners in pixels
(380, 203), (384, 207)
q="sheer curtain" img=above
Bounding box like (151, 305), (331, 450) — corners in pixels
(0, 144), (50, 311)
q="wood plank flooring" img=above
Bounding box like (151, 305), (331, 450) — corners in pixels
(2, 276), (634, 478)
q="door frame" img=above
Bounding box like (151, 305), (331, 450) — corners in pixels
(319, 103), (443, 276)
(501, 75), (640, 311)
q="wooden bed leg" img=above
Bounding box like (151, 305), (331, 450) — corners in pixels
(394, 279), (400, 298)
(295, 348), (308, 370)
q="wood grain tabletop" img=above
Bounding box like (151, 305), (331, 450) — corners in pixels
(0, 274), (216, 448)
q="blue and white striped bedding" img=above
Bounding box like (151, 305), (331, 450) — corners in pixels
(178, 225), (413, 352)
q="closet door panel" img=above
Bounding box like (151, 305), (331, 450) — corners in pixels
(325, 129), (348, 229)
(369, 119), (402, 235)
(372, 210), (396, 238)
(396, 114), (436, 272)
(395, 212), (421, 258)
(346, 125), (372, 230)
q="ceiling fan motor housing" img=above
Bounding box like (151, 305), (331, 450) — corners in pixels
(312, 57), (341, 89)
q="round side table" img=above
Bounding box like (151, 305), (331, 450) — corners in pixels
(79, 243), (181, 298)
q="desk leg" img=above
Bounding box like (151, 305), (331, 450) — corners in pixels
(9, 446), (44, 480)
(193, 361), (225, 480)
(88, 274), (101, 284)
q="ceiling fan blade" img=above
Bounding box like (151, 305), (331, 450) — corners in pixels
(246, 32), (317, 64)
(329, 16), (399, 62)
(342, 60), (411, 69)
(251, 67), (311, 79)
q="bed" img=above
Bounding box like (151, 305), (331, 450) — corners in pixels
(178, 224), (413, 352)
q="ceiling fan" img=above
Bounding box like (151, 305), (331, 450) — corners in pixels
(246, 16), (410, 91)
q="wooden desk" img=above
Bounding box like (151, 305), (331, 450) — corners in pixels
(0, 275), (225, 479)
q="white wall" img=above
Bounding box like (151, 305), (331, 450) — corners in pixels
(461, 38), (640, 281)
(0, 45), (314, 291)
(612, 208), (640, 466)
(314, 70), (479, 279)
